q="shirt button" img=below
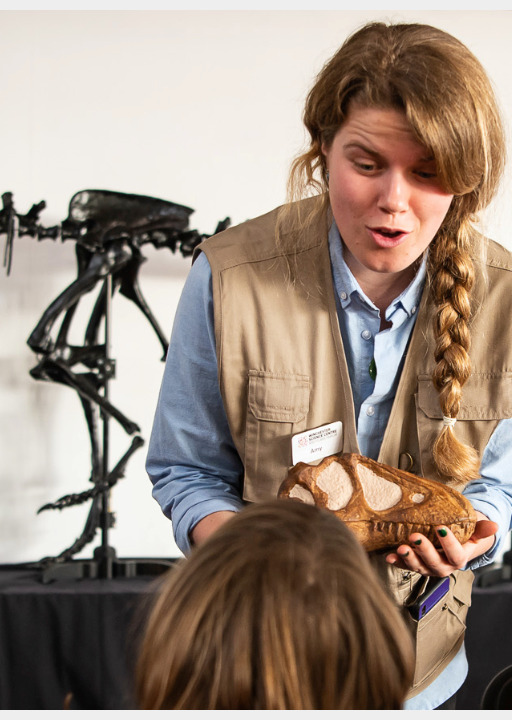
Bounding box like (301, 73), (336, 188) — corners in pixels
(366, 406), (375, 417)
(340, 291), (347, 301)
(361, 329), (372, 340)
(411, 305), (417, 314)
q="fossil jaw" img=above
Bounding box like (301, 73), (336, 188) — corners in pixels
(278, 453), (477, 552)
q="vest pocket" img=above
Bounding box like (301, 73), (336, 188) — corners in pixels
(417, 373), (512, 421)
(415, 373), (512, 480)
(405, 569), (473, 692)
(243, 371), (310, 502)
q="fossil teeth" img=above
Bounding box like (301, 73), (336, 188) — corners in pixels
(278, 453), (477, 551)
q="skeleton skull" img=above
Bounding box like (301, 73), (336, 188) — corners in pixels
(278, 453), (477, 551)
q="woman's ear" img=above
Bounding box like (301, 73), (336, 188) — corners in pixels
(321, 140), (332, 174)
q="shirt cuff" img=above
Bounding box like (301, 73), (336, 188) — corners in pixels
(463, 496), (508, 569)
(174, 497), (244, 554)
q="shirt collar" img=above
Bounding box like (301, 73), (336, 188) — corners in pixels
(328, 220), (426, 320)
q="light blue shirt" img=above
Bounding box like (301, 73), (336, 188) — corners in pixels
(146, 221), (512, 710)
(330, 222), (425, 461)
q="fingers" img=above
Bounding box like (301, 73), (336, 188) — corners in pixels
(385, 528), (463, 575)
(385, 542), (442, 576)
(414, 528), (464, 571)
(385, 516), (500, 575)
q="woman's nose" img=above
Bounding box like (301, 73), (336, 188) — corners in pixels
(378, 171), (410, 214)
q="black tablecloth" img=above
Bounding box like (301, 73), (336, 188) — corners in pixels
(0, 562), (170, 710)
(457, 570), (512, 709)
(0, 562), (511, 709)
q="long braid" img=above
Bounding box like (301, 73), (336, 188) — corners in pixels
(428, 222), (481, 484)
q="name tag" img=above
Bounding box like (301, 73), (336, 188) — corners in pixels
(291, 421), (343, 465)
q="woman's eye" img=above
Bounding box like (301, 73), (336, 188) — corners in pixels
(415, 169), (437, 180)
(354, 161), (377, 172)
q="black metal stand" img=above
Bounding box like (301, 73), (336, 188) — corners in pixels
(40, 275), (175, 584)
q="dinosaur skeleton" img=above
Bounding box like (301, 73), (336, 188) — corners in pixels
(1, 189), (230, 568)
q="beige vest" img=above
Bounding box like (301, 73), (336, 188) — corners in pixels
(197, 198), (512, 697)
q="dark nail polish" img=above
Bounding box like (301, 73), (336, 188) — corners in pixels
(399, 550), (409, 557)
(413, 539), (422, 545)
(437, 528), (448, 538)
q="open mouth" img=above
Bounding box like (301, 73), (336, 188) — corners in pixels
(368, 226), (410, 246)
(372, 227), (405, 238)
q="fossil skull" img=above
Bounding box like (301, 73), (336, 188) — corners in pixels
(278, 453), (477, 551)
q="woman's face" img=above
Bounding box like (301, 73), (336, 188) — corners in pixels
(322, 103), (454, 294)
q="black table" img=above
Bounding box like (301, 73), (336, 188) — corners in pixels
(457, 569), (512, 709)
(0, 562), (510, 709)
(0, 562), (173, 710)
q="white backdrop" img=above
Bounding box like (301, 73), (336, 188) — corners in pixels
(1, 10), (511, 564)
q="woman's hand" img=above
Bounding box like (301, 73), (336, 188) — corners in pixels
(190, 510), (236, 546)
(385, 511), (498, 577)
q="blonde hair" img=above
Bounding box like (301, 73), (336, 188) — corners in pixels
(280, 22), (506, 484)
(135, 500), (414, 709)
